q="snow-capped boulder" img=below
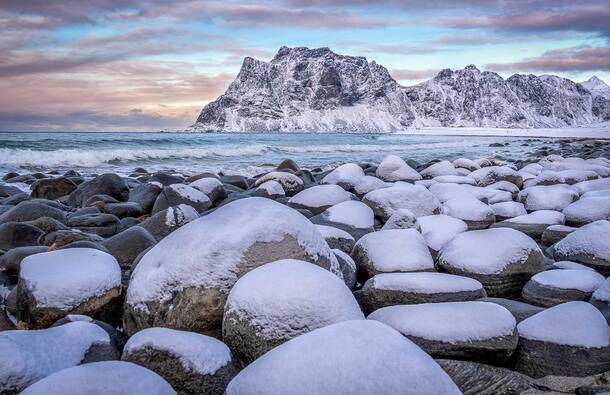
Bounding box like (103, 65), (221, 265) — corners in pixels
(352, 176), (390, 198)
(517, 185), (578, 212)
(541, 224), (576, 246)
(223, 259), (363, 363)
(479, 297), (544, 323)
(468, 166), (523, 188)
(522, 269), (606, 307)
(253, 180), (284, 198)
(362, 184), (441, 221)
(428, 182), (512, 204)
(152, 184), (211, 214)
(418, 214), (468, 252)
(129, 182), (163, 213)
(442, 196), (495, 230)
(490, 201), (527, 221)
(351, 229), (434, 282)
(368, 301), (518, 364)
(138, 204), (199, 241)
(288, 185), (354, 215)
(381, 209), (420, 231)
(124, 198), (338, 336)
(311, 200), (375, 240)
(321, 163), (365, 190)
(102, 226), (156, 269)
(492, 210), (565, 239)
(122, 327), (236, 395)
(360, 272), (485, 313)
(0, 200), (67, 225)
(553, 220), (610, 274)
(514, 302), (610, 378)
(20, 361), (176, 395)
(253, 171), (304, 196)
(437, 228), (544, 297)
(420, 161), (460, 178)
(189, 178), (227, 206)
(432, 175), (476, 185)
(17, 248), (122, 328)
(0, 322), (116, 394)
(225, 320), (461, 395)
(562, 196), (610, 226)
(487, 180), (520, 195)
(528, 169), (598, 186)
(66, 173), (129, 208)
(375, 155), (421, 182)
(572, 178), (610, 194)
(453, 158), (481, 171)
(315, 225), (355, 254)
(590, 277), (610, 324)
(552, 260), (596, 271)
(332, 249), (357, 290)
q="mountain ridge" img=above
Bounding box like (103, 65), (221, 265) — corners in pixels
(193, 46), (610, 132)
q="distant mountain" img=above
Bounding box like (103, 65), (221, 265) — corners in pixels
(582, 76), (610, 99)
(192, 46), (610, 132)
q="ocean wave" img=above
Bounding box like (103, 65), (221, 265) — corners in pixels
(277, 141), (472, 153)
(0, 145), (270, 168)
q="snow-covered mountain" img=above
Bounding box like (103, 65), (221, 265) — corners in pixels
(193, 46), (610, 132)
(582, 76), (610, 100)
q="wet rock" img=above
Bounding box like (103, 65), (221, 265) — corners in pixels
(67, 174), (129, 207)
(30, 177), (77, 200)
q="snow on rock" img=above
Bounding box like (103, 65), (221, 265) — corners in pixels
(517, 185), (578, 211)
(332, 249), (358, 290)
(581, 188), (610, 199)
(189, 177), (223, 194)
(528, 269), (605, 292)
(468, 166), (523, 187)
(417, 214), (468, 251)
(0, 321), (112, 393)
(124, 197), (338, 336)
(562, 196), (610, 226)
(539, 157), (610, 178)
(369, 301), (516, 343)
(428, 182), (512, 204)
(573, 178), (610, 194)
(351, 229), (434, 280)
(362, 183), (441, 221)
(164, 204), (199, 227)
(152, 184), (211, 214)
(315, 225), (355, 254)
(504, 210), (565, 225)
(352, 175), (390, 197)
(490, 201), (527, 220)
(375, 155), (421, 182)
(487, 180), (520, 195)
(255, 180), (285, 197)
(20, 361), (176, 395)
(381, 209), (420, 231)
(517, 302), (609, 348)
(453, 158), (480, 171)
(420, 160), (460, 178)
(225, 320), (461, 395)
(552, 261), (596, 271)
(18, 248), (121, 327)
(553, 220), (610, 274)
(253, 171), (304, 196)
(168, 184), (210, 203)
(519, 163), (543, 176)
(528, 169), (598, 187)
(593, 277), (610, 303)
(321, 200), (375, 229)
(432, 175), (476, 185)
(442, 196), (495, 229)
(223, 259), (363, 362)
(123, 327), (232, 376)
(288, 185), (354, 214)
(321, 163), (365, 189)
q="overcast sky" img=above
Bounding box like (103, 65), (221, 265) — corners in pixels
(1, 0), (609, 131)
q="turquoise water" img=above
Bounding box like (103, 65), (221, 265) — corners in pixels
(0, 132), (547, 176)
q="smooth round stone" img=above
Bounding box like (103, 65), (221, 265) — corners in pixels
(491, 210), (565, 239)
(453, 158), (481, 171)
(437, 228), (544, 298)
(288, 185), (354, 215)
(541, 224), (576, 246)
(225, 320), (461, 395)
(591, 277), (610, 325)
(490, 201), (527, 221)
(253, 171), (304, 196)
(321, 163), (365, 190)
(522, 269), (606, 307)
(417, 214), (468, 252)
(351, 229), (434, 282)
(468, 166), (523, 188)
(122, 327), (236, 395)
(368, 301), (518, 364)
(381, 209), (420, 231)
(376, 155), (421, 182)
(432, 175), (476, 185)
(222, 259), (363, 364)
(517, 185), (579, 211)
(360, 272), (486, 313)
(315, 225), (354, 254)
(152, 184), (211, 214)
(362, 184), (441, 221)
(352, 176), (390, 198)
(20, 361), (176, 395)
(254, 180), (285, 198)
(514, 302), (610, 378)
(420, 161), (460, 178)
(562, 197), (610, 227)
(478, 297), (544, 323)
(442, 196), (495, 230)
(553, 220), (610, 275)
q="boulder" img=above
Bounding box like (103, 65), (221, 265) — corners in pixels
(418, 214), (468, 253)
(590, 277), (610, 324)
(437, 228), (544, 297)
(0, 201), (66, 225)
(51, 314), (126, 354)
(0, 321), (116, 394)
(492, 210), (565, 239)
(453, 158), (481, 171)
(563, 197), (610, 227)
(138, 204), (199, 241)
(0, 185), (22, 198)
(490, 201), (527, 221)
(321, 163), (365, 190)
(122, 327), (236, 395)
(0, 246), (47, 275)
(189, 178), (227, 206)
(17, 248), (122, 328)
(468, 166), (523, 188)
(102, 226), (156, 269)
(40, 229), (104, 249)
(522, 269), (606, 307)
(375, 155), (421, 182)
(66, 174), (129, 207)
(19, 361), (175, 395)
(553, 220), (610, 275)
(518, 185), (579, 211)
(514, 302), (610, 378)
(288, 185), (354, 215)
(542, 224), (576, 246)
(148, 172), (184, 186)
(332, 249), (357, 290)
(128, 182), (162, 213)
(420, 161), (460, 178)
(360, 272), (485, 314)
(380, 209), (420, 231)
(124, 198), (338, 337)
(362, 184), (441, 221)
(442, 196), (495, 230)
(433, 175), (477, 185)
(351, 229), (434, 282)
(253, 180), (285, 198)
(223, 259), (363, 363)
(101, 202), (143, 219)
(152, 184), (211, 214)
(67, 213), (121, 238)
(30, 177), (77, 200)
(368, 301), (518, 364)
(352, 176), (390, 198)
(0, 222), (43, 250)
(310, 200), (375, 240)
(225, 320), (461, 395)
(429, 183), (512, 204)
(315, 225), (354, 254)
(253, 171), (304, 196)
(478, 297), (544, 323)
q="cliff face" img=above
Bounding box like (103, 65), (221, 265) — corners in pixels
(194, 46), (610, 132)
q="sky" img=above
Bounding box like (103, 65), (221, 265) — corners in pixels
(1, 0), (609, 132)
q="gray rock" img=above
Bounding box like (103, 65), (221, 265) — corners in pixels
(0, 185), (22, 198)
(138, 204), (199, 241)
(66, 174), (129, 207)
(101, 202), (143, 218)
(522, 269), (605, 307)
(151, 184), (211, 214)
(0, 246), (48, 274)
(541, 224), (576, 246)
(478, 297), (544, 323)
(0, 201), (67, 225)
(84, 194), (119, 206)
(2, 192), (30, 206)
(102, 226), (156, 269)
(128, 182), (162, 213)
(39, 229), (104, 248)
(332, 249), (357, 291)
(30, 177), (77, 200)
(553, 220), (610, 275)
(0, 222), (43, 250)
(147, 172), (184, 186)
(67, 213), (121, 237)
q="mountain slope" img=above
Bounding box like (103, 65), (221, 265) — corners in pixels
(193, 46), (610, 132)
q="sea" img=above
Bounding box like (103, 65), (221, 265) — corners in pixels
(0, 132), (557, 177)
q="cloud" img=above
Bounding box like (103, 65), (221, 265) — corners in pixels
(485, 46), (610, 72)
(389, 68), (438, 81)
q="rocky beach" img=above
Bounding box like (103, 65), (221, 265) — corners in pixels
(0, 136), (608, 394)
